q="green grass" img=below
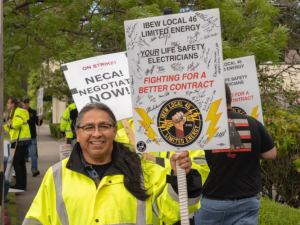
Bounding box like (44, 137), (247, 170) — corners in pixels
(5, 193), (18, 225)
(259, 196), (300, 224)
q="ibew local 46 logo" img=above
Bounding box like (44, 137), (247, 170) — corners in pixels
(134, 98), (203, 151)
(157, 98), (203, 147)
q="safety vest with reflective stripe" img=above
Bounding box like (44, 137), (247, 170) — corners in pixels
(115, 121), (210, 184)
(3, 107), (31, 148)
(23, 153), (200, 225)
(115, 119), (209, 225)
(60, 103), (76, 139)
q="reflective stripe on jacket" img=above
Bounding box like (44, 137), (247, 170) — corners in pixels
(115, 120), (209, 225)
(3, 107), (31, 148)
(23, 143), (200, 225)
(60, 103), (76, 139)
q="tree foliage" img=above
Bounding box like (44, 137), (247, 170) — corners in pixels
(5, 0), (300, 208)
(3, 0), (289, 102)
(273, 0), (300, 53)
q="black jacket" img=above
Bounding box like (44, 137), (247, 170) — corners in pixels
(27, 108), (43, 138)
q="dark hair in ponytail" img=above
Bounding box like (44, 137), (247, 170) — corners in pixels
(76, 102), (150, 201)
(9, 97), (20, 120)
(112, 141), (150, 201)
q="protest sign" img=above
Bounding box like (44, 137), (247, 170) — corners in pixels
(61, 52), (133, 121)
(59, 144), (72, 161)
(125, 9), (229, 153)
(37, 88), (44, 116)
(224, 56), (264, 124)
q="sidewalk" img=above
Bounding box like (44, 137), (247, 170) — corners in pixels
(16, 124), (62, 224)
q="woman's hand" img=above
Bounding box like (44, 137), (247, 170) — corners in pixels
(7, 121), (12, 128)
(170, 151), (192, 176)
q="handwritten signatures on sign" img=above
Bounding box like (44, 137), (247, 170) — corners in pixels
(195, 12), (219, 33)
(187, 61), (200, 71)
(126, 22), (138, 38)
(187, 31), (202, 44)
(170, 63), (184, 72)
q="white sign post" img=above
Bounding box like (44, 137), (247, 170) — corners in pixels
(37, 88), (44, 141)
(125, 9), (229, 224)
(224, 56), (264, 124)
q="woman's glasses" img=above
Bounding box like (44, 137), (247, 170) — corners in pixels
(23, 100), (29, 104)
(77, 124), (114, 135)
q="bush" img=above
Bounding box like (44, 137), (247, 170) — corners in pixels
(42, 111), (52, 121)
(46, 111), (52, 121)
(49, 123), (61, 138)
(259, 196), (300, 224)
(262, 109), (300, 208)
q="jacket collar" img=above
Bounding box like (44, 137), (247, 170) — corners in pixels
(66, 141), (123, 177)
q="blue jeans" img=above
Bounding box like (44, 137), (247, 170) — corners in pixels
(4, 156), (10, 199)
(198, 195), (260, 225)
(26, 148), (30, 160)
(194, 208), (201, 224)
(27, 138), (38, 172)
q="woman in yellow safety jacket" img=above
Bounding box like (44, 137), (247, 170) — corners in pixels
(4, 97), (31, 190)
(23, 102), (201, 225)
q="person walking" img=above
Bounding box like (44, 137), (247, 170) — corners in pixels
(23, 102), (201, 225)
(22, 96), (43, 177)
(198, 84), (277, 225)
(60, 102), (77, 148)
(4, 97), (31, 190)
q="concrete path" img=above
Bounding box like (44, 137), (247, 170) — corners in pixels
(16, 124), (62, 225)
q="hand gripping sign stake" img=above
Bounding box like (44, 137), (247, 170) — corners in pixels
(176, 147), (190, 225)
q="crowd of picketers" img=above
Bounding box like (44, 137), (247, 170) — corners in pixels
(4, 84), (277, 225)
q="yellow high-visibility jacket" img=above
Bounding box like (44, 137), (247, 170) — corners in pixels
(115, 119), (134, 144)
(115, 120), (210, 184)
(115, 120), (209, 225)
(3, 107), (31, 148)
(60, 103), (76, 139)
(23, 143), (200, 225)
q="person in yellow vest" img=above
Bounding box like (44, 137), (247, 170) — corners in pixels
(4, 97), (31, 190)
(115, 119), (210, 225)
(23, 102), (202, 225)
(60, 102), (77, 148)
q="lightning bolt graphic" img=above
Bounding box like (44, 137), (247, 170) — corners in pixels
(251, 105), (259, 119)
(205, 98), (223, 144)
(185, 108), (202, 122)
(134, 108), (160, 145)
(158, 120), (173, 132)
